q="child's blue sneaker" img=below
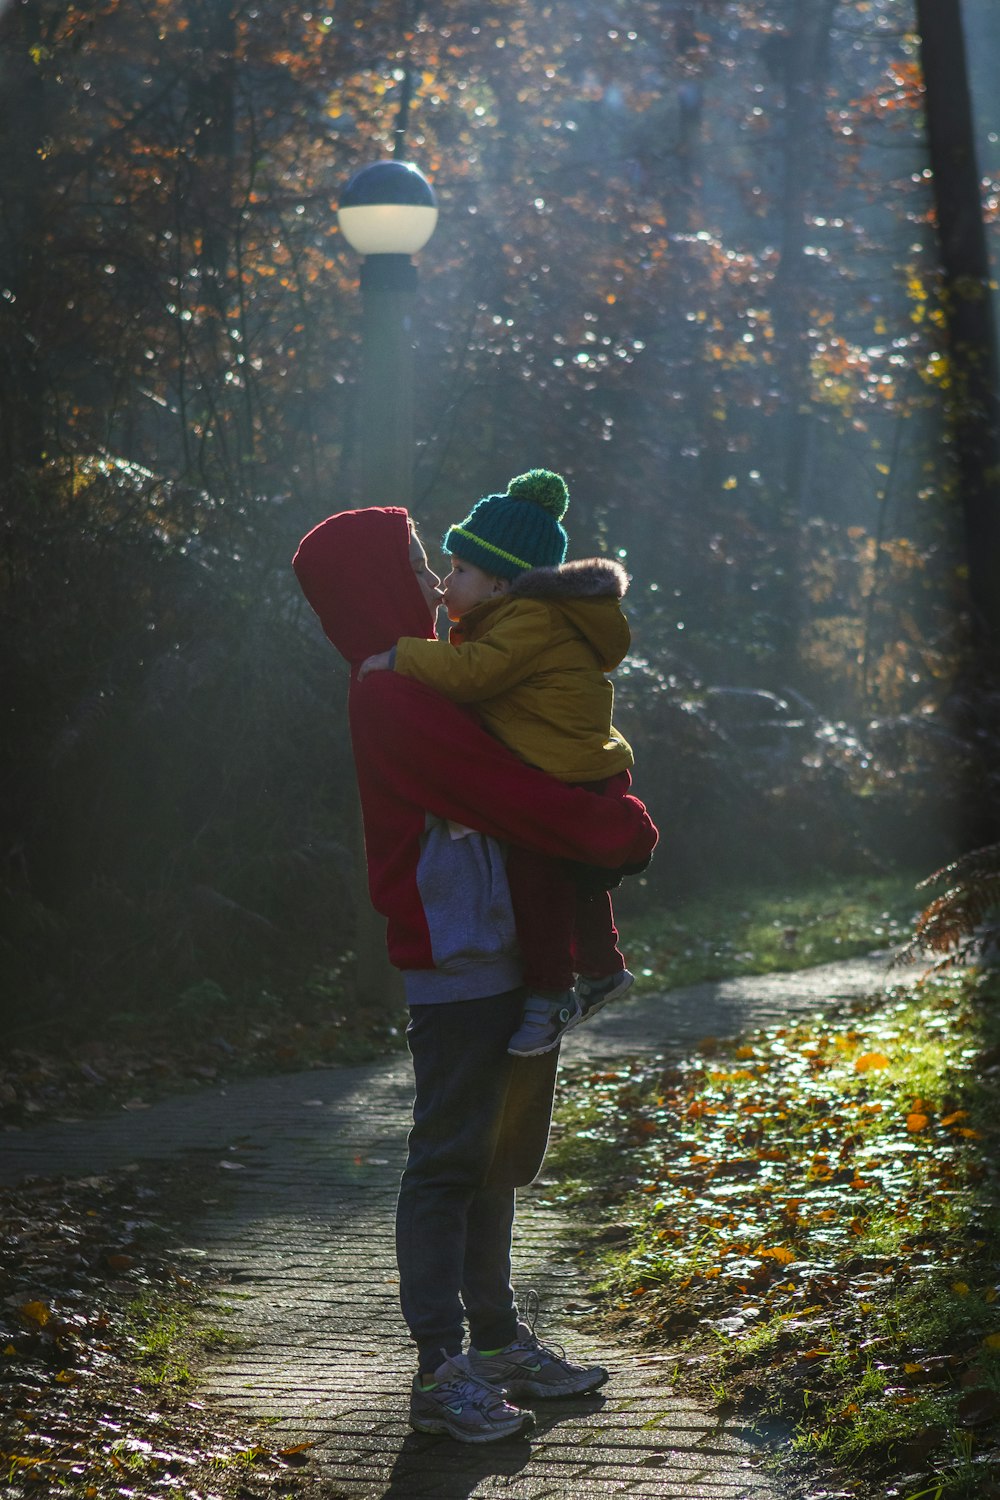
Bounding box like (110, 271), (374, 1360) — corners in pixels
(566, 968), (634, 1031)
(507, 992), (581, 1057)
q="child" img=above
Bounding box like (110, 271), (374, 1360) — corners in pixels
(359, 469), (641, 1057)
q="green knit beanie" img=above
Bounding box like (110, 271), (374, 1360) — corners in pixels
(442, 469), (570, 580)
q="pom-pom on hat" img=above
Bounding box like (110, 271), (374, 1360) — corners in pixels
(443, 469), (570, 580)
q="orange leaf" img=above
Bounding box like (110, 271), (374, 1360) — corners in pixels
(854, 1052), (890, 1072)
(906, 1113), (930, 1132)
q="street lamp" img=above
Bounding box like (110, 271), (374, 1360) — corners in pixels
(338, 160), (438, 509)
(338, 160), (438, 1010)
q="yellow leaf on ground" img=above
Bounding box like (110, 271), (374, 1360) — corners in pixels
(952, 1282), (971, 1296)
(982, 1333), (1000, 1350)
(19, 1301), (51, 1327)
(907, 1113), (930, 1132)
(756, 1245), (796, 1264)
(854, 1052), (890, 1072)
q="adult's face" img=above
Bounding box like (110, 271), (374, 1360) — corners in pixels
(409, 531), (444, 623)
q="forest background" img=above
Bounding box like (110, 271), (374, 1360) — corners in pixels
(2, 0), (998, 1042)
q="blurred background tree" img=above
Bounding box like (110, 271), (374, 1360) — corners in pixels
(1, 0), (996, 1038)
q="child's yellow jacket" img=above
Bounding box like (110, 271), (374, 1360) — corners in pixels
(393, 557), (634, 783)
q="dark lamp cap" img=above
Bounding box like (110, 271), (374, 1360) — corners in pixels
(339, 161), (436, 210)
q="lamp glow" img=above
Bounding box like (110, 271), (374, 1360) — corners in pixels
(338, 161), (438, 255)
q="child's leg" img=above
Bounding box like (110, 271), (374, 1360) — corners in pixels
(505, 844), (576, 993)
(505, 847), (580, 1057)
(572, 889), (626, 980)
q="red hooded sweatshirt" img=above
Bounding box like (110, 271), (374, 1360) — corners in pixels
(293, 507), (657, 997)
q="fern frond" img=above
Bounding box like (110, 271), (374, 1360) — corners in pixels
(899, 842), (1000, 973)
(917, 841), (1000, 890)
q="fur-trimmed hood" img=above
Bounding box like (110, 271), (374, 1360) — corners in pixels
(450, 554), (631, 671)
(508, 556), (629, 603)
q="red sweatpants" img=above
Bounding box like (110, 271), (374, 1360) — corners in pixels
(505, 772), (628, 993)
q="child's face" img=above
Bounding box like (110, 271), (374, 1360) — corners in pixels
(409, 531), (444, 622)
(442, 555), (508, 621)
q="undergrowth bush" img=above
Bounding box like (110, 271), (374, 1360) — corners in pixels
(1, 461), (992, 1043)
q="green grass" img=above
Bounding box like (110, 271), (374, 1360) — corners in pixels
(125, 1294), (196, 1386)
(623, 871), (923, 992)
(549, 965), (1000, 1498)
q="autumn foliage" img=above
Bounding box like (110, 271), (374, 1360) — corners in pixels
(0, 0), (993, 1025)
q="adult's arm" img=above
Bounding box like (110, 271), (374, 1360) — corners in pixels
(351, 672), (657, 869)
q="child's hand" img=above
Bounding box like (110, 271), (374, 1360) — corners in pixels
(358, 650), (393, 681)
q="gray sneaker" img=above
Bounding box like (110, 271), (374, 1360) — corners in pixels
(469, 1313), (609, 1401)
(507, 992), (582, 1057)
(409, 1353), (534, 1443)
(566, 968), (635, 1031)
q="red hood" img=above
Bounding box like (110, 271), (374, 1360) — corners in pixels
(292, 507), (436, 667)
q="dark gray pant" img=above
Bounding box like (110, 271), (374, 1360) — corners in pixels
(396, 988), (559, 1374)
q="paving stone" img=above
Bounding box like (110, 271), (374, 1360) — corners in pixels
(0, 954), (902, 1496)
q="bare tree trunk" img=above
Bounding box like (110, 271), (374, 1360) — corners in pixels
(915, 0), (1000, 648)
(767, 0), (838, 677)
(0, 2), (50, 477)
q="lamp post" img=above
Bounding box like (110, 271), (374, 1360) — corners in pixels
(338, 160), (438, 1011)
(338, 160), (438, 509)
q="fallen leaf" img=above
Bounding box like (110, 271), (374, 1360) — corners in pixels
(854, 1053), (890, 1072)
(19, 1301), (51, 1328)
(906, 1113), (930, 1132)
(957, 1388), (1000, 1427)
(756, 1245), (796, 1265)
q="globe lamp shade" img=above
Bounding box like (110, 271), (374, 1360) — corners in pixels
(338, 161), (438, 256)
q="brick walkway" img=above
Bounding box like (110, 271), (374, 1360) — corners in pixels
(0, 953), (900, 1498)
